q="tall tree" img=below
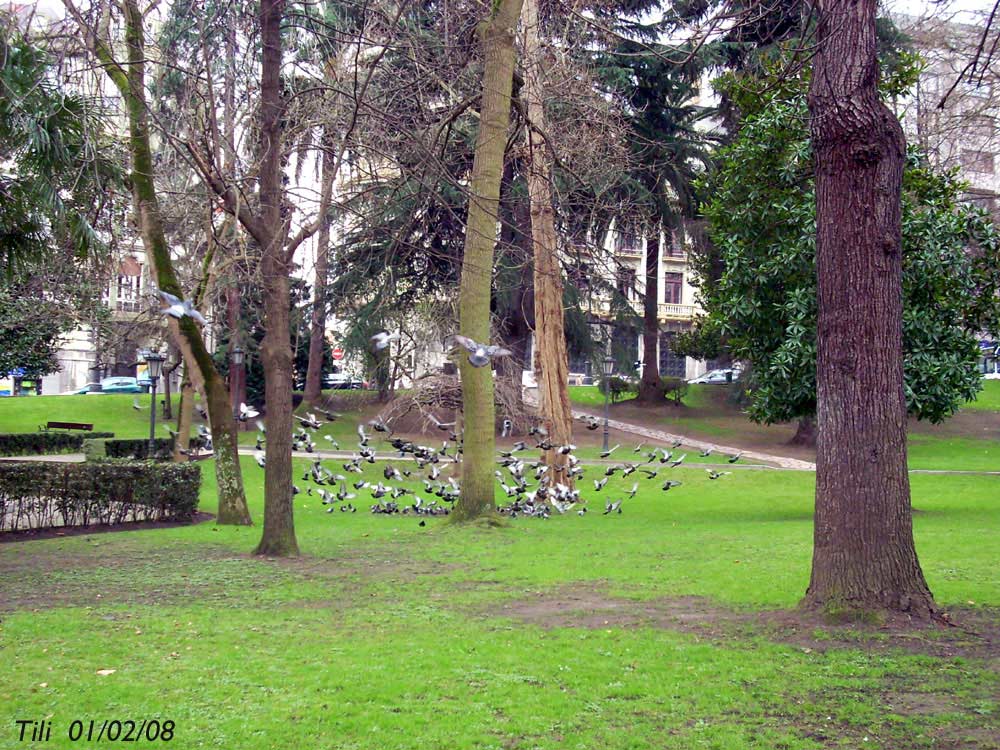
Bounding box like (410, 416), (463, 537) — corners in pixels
(677, 72), (1000, 440)
(452, 0), (525, 521)
(62, 0), (252, 526)
(593, 37), (714, 402)
(522, 0), (573, 484)
(803, 0), (936, 617)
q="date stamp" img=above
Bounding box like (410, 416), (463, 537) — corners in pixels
(14, 718), (175, 743)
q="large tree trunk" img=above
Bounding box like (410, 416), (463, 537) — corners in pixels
(453, 0), (524, 522)
(70, 0), (251, 525)
(254, 0), (299, 556)
(523, 0), (573, 486)
(173, 367), (193, 463)
(638, 229), (665, 402)
(789, 415), (817, 447)
(802, 0), (935, 618)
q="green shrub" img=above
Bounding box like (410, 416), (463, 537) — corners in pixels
(0, 460), (200, 532)
(104, 438), (174, 461)
(661, 377), (689, 405)
(0, 431), (115, 457)
(598, 376), (636, 403)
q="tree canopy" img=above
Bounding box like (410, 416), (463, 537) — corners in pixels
(676, 65), (1000, 426)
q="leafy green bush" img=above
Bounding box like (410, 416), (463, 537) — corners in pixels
(0, 431), (115, 457)
(0, 460), (200, 532)
(661, 377), (689, 405)
(598, 376), (637, 403)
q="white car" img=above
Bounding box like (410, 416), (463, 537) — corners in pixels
(688, 368), (741, 385)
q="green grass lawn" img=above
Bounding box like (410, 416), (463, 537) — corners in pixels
(2, 443), (999, 749)
(961, 379), (1000, 412)
(0, 393), (160, 438)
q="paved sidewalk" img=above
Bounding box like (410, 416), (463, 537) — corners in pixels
(524, 391), (817, 471)
(588, 412), (816, 471)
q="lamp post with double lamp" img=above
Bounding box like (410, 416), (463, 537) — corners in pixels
(145, 352), (166, 458)
(602, 354), (614, 452)
(230, 345), (245, 423)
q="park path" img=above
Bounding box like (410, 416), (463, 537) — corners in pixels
(578, 410), (816, 471)
(523, 391), (817, 471)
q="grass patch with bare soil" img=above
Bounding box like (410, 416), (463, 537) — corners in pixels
(1, 398), (998, 749)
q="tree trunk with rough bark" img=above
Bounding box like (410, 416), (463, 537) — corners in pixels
(453, 0), (524, 522)
(173, 368), (193, 463)
(253, 0), (299, 556)
(69, 0), (251, 524)
(638, 229), (665, 402)
(789, 415), (816, 447)
(523, 0), (573, 485)
(802, 0), (936, 618)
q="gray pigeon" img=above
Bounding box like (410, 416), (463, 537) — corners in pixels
(370, 331), (400, 351)
(157, 290), (207, 326)
(451, 335), (512, 368)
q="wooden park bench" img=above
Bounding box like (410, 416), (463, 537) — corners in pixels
(41, 421), (94, 432)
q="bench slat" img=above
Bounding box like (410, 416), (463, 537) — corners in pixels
(45, 421), (94, 431)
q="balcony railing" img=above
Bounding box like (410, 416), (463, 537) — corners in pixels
(659, 302), (696, 319)
(594, 297), (697, 321)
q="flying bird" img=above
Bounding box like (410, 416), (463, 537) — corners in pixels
(600, 444), (620, 459)
(451, 335), (512, 368)
(370, 331), (400, 351)
(238, 402), (259, 422)
(157, 289), (208, 325)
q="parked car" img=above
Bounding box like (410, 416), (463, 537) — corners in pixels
(688, 368), (741, 385)
(324, 373), (365, 390)
(99, 376), (144, 393)
(62, 382), (101, 396)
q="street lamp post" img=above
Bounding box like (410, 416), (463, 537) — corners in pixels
(602, 354), (614, 452)
(230, 345), (245, 423)
(145, 352), (166, 458)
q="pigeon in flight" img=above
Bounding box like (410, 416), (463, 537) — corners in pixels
(238, 403), (259, 422)
(157, 290), (207, 325)
(451, 335), (512, 368)
(132, 397), (143, 411)
(600, 444), (619, 459)
(370, 331), (400, 352)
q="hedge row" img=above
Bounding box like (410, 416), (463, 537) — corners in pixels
(0, 432), (115, 457)
(0, 461), (201, 532)
(84, 438), (174, 462)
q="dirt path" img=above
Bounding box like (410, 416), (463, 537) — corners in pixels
(593, 412), (816, 470)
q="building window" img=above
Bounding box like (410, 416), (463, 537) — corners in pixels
(616, 267), (637, 300)
(665, 228), (684, 257)
(115, 257), (143, 312)
(967, 114), (995, 139)
(615, 230), (640, 253)
(960, 149), (995, 174)
(664, 273), (683, 305)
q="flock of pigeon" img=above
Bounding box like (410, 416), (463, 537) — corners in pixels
(138, 325), (741, 519)
(247, 406), (742, 522)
